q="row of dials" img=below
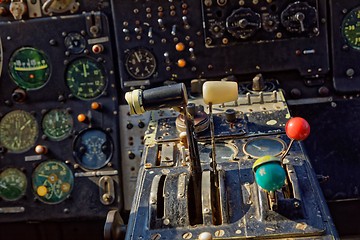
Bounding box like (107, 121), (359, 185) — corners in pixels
(0, 110), (113, 170)
(7, 47), (106, 100)
(199, 136), (287, 163)
(0, 161), (73, 204)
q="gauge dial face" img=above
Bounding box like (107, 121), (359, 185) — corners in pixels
(0, 110), (39, 153)
(73, 129), (113, 170)
(9, 47), (51, 90)
(0, 168), (27, 201)
(243, 137), (286, 158)
(32, 160), (74, 204)
(42, 109), (73, 141)
(64, 32), (86, 54)
(199, 142), (238, 163)
(342, 7), (360, 51)
(66, 58), (107, 100)
(125, 48), (156, 79)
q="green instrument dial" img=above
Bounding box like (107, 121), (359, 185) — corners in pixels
(9, 47), (51, 90)
(42, 109), (73, 141)
(342, 7), (360, 51)
(0, 168), (27, 201)
(32, 160), (74, 204)
(0, 110), (38, 153)
(66, 58), (107, 100)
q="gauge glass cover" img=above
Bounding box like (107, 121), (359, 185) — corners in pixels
(243, 137), (286, 158)
(64, 32), (86, 54)
(0, 110), (39, 153)
(73, 129), (113, 170)
(66, 57), (107, 100)
(32, 160), (74, 204)
(125, 48), (156, 79)
(9, 47), (51, 90)
(199, 142), (238, 163)
(0, 168), (27, 201)
(42, 109), (73, 141)
(342, 7), (360, 51)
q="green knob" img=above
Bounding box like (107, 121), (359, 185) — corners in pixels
(253, 156), (286, 192)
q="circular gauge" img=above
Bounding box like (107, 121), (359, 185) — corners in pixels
(42, 109), (73, 141)
(64, 32), (86, 54)
(66, 57), (107, 100)
(199, 142), (238, 163)
(73, 129), (113, 170)
(0, 110), (38, 153)
(125, 48), (156, 79)
(342, 7), (360, 51)
(32, 160), (74, 204)
(0, 168), (27, 201)
(9, 47), (51, 90)
(243, 137), (286, 158)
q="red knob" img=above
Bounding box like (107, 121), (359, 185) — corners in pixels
(285, 117), (310, 141)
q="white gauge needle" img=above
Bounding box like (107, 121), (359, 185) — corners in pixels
(134, 52), (141, 63)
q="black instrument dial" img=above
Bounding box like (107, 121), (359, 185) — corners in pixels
(342, 7), (360, 51)
(66, 57), (107, 100)
(125, 48), (156, 79)
(64, 32), (86, 54)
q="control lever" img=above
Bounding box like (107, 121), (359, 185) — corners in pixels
(202, 81), (238, 185)
(253, 117), (310, 210)
(125, 83), (202, 220)
(281, 117), (311, 162)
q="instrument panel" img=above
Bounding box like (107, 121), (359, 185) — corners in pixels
(0, 0), (359, 239)
(112, 0), (329, 91)
(0, 12), (122, 223)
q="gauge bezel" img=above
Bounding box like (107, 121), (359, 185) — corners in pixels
(341, 7), (360, 51)
(0, 110), (39, 153)
(72, 128), (114, 170)
(64, 32), (86, 54)
(8, 47), (51, 90)
(243, 136), (286, 158)
(32, 160), (74, 205)
(125, 48), (157, 80)
(199, 141), (239, 163)
(65, 57), (108, 100)
(42, 109), (74, 141)
(0, 168), (27, 201)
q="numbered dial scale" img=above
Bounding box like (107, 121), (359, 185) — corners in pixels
(0, 110), (39, 153)
(66, 57), (107, 100)
(342, 7), (360, 51)
(42, 109), (73, 141)
(125, 48), (156, 79)
(9, 47), (51, 90)
(0, 168), (27, 201)
(73, 129), (113, 170)
(32, 160), (74, 204)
